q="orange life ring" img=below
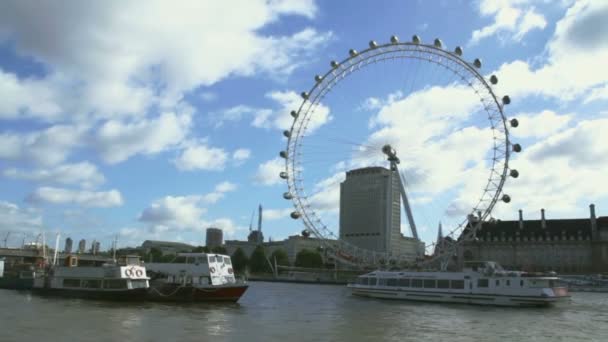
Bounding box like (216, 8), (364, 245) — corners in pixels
(135, 269), (143, 277)
(210, 267), (216, 273)
(125, 268), (134, 277)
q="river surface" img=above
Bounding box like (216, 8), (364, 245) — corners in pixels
(1, 282), (607, 342)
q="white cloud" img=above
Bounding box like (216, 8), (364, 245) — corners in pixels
(264, 208), (293, 221)
(493, 0), (608, 102)
(138, 184), (242, 236)
(470, 0), (547, 45)
(202, 181), (238, 203)
(0, 201), (42, 235)
(199, 92), (218, 102)
(215, 181), (237, 193)
(254, 90), (331, 131)
(0, 124), (86, 166)
(96, 111), (192, 164)
(511, 110), (572, 138)
(139, 195), (206, 229)
(173, 143), (228, 171)
(26, 187), (123, 207)
(3, 161), (105, 189)
(0, 1), (330, 121)
(0, 70), (61, 120)
(584, 84), (608, 104)
(254, 157), (284, 186)
(232, 148), (251, 163)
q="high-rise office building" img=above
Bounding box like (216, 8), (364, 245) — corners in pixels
(78, 239), (86, 254)
(64, 237), (73, 253)
(206, 227), (223, 247)
(339, 166), (422, 259)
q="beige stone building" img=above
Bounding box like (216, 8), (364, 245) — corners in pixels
(457, 205), (608, 273)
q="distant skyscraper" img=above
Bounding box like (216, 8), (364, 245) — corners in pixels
(339, 166), (401, 254)
(78, 239), (86, 254)
(90, 240), (100, 255)
(64, 237), (73, 253)
(206, 227), (223, 247)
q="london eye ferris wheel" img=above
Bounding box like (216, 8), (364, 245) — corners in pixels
(279, 35), (521, 269)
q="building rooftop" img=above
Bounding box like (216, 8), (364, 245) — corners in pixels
(461, 216), (608, 241)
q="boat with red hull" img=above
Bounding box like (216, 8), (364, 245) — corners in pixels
(146, 253), (248, 302)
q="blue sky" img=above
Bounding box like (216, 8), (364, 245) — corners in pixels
(1, 0), (607, 251)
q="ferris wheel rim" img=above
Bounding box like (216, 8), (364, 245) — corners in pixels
(282, 36), (515, 266)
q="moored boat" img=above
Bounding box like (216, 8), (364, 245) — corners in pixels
(348, 261), (570, 307)
(145, 253), (248, 302)
(32, 255), (149, 300)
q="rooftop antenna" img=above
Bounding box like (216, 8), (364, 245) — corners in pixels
(249, 209), (255, 232)
(258, 204), (263, 233)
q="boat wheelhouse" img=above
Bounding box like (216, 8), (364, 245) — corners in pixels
(145, 253), (248, 302)
(32, 255), (149, 300)
(348, 261), (570, 307)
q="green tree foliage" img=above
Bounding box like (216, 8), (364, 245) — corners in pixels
(211, 246), (227, 254)
(148, 247), (163, 262)
(192, 246), (210, 253)
(270, 249), (290, 267)
(231, 248), (249, 274)
(295, 248), (323, 268)
(249, 245), (272, 273)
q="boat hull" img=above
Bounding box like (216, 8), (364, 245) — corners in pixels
(31, 287), (148, 301)
(349, 286), (569, 307)
(0, 277), (34, 290)
(147, 281), (248, 302)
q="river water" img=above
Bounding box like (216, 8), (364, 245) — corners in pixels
(1, 282), (607, 342)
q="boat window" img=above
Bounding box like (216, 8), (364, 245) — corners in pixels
(423, 280), (436, 288)
(104, 279), (127, 289)
(496, 280), (500, 287)
(196, 257), (208, 265)
(437, 280), (450, 289)
(378, 278), (387, 286)
(134, 280), (148, 288)
(411, 279), (423, 288)
(548, 280), (555, 287)
(477, 279), (489, 288)
(224, 257), (232, 265)
(450, 280), (465, 289)
(398, 278), (410, 287)
(83, 280), (101, 288)
(506, 280), (511, 286)
(369, 278), (377, 286)
(520, 280), (524, 287)
(358, 277), (368, 285)
(387, 279), (397, 286)
(187, 276), (192, 284)
(208, 256), (216, 263)
(63, 278), (81, 288)
(200, 276), (209, 285)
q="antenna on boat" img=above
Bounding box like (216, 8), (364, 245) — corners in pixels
(42, 231), (47, 266)
(112, 235), (118, 262)
(53, 232), (60, 265)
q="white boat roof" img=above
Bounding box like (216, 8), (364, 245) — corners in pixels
(177, 253), (228, 258)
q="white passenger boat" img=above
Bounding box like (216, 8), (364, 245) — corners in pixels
(348, 261), (570, 307)
(32, 255), (149, 300)
(145, 253), (248, 302)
